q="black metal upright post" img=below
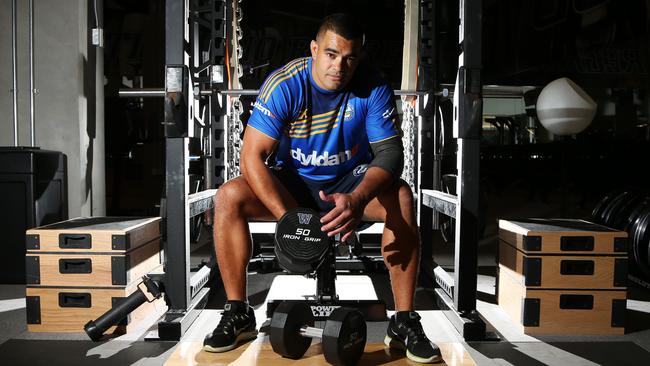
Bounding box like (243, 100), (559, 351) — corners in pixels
(419, 0), (486, 341)
(164, 138), (191, 310)
(157, 0), (212, 340)
(164, 0), (191, 313)
(454, 0), (483, 314)
(418, 0), (437, 266)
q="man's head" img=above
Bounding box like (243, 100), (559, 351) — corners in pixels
(310, 13), (364, 91)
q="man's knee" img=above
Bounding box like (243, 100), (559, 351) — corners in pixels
(214, 178), (249, 213)
(396, 179), (415, 207)
(214, 178), (271, 220)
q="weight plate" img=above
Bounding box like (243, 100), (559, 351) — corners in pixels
(322, 307), (367, 366)
(628, 210), (650, 276)
(623, 196), (650, 231)
(275, 208), (330, 274)
(608, 191), (644, 230)
(602, 191), (631, 228)
(269, 301), (314, 359)
(592, 188), (625, 225)
(635, 210), (650, 278)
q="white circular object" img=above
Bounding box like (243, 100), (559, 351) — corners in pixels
(536, 77), (596, 135)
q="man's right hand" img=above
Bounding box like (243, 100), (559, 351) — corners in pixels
(319, 190), (366, 243)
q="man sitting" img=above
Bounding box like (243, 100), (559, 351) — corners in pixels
(203, 13), (442, 364)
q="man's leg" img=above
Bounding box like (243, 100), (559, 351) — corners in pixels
(204, 176), (274, 353)
(363, 180), (442, 364)
(362, 179), (419, 311)
(213, 176), (274, 301)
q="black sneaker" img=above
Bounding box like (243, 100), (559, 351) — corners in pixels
(384, 311), (442, 363)
(203, 300), (258, 352)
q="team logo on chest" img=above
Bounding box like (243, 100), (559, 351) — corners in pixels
(344, 104), (354, 121)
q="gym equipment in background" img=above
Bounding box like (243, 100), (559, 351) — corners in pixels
(0, 147), (67, 284)
(24, 217), (163, 334)
(592, 188), (650, 283)
(536, 77), (597, 136)
(497, 218), (627, 335)
(85, 275), (163, 341)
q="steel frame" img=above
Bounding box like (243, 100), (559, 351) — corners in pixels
(156, 0), (230, 341)
(419, 0), (487, 341)
(156, 0), (487, 342)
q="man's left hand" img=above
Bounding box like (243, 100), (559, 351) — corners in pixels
(319, 190), (366, 242)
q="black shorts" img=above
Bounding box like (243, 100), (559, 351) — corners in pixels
(271, 164), (369, 214)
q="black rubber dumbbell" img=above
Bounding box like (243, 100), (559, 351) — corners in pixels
(274, 208), (330, 274)
(269, 301), (367, 366)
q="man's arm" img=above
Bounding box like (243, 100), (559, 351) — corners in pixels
(240, 127), (298, 219)
(320, 136), (403, 241)
(345, 135), (404, 206)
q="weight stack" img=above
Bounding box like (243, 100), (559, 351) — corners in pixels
(497, 218), (628, 335)
(24, 217), (165, 333)
(0, 147), (68, 284)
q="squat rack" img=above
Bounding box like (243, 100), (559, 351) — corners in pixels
(121, 0), (488, 342)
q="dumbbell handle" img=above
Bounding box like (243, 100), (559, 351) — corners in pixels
(300, 325), (324, 338)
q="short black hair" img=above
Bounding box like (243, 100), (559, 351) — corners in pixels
(316, 13), (364, 42)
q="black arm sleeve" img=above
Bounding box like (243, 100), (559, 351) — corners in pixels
(368, 136), (404, 178)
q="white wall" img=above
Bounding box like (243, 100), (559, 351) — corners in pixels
(0, 0), (105, 217)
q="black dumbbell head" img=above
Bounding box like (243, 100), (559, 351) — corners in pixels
(322, 307), (367, 366)
(275, 208), (330, 274)
(269, 301), (314, 359)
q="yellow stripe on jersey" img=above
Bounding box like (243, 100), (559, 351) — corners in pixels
(289, 111), (341, 137)
(290, 118), (336, 133)
(260, 58), (308, 102)
(290, 109), (337, 129)
(262, 65), (307, 102)
(289, 110), (341, 134)
(258, 58), (305, 99)
(289, 124), (339, 138)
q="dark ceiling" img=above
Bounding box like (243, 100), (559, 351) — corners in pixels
(103, 0), (649, 90)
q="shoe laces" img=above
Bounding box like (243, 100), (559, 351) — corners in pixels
(216, 310), (245, 335)
(398, 314), (427, 344)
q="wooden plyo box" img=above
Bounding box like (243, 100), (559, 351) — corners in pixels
(24, 217), (164, 333)
(498, 239), (627, 289)
(25, 217), (162, 253)
(25, 237), (162, 287)
(498, 218), (628, 335)
(25, 281), (165, 333)
(498, 218), (628, 255)
(498, 266), (626, 335)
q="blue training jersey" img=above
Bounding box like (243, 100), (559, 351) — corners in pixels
(247, 57), (400, 182)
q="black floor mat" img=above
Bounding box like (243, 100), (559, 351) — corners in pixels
(0, 339), (176, 366)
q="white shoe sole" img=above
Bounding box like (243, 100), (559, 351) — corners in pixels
(203, 330), (258, 353)
(384, 334), (442, 363)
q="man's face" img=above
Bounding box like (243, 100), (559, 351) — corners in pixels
(310, 30), (362, 91)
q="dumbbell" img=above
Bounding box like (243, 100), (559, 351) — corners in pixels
(269, 301), (367, 366)
(274, 207), (330, 274)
